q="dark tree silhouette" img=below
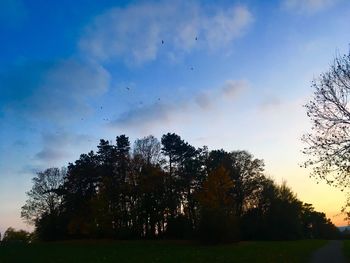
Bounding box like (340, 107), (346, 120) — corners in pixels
(301, 203), (339, 239)
(303, 49), (350, 190)
(64, 151), (99, 237)
(206, 150), (265, 217)
(21, 168), (66, 240)
(133, 135), (161, 165)
(197, 166), (239, 243)
(2, 228), (31, 244)
(21, 168), (65, 224)
(21, 133), (339, 242)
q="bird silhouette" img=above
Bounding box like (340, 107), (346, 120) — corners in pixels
(195, 37), (198, 41)
(161, 40), (164, 44)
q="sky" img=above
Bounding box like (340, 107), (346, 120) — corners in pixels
(1, 0), (350, 234)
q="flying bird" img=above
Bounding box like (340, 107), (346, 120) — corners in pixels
(161, 40), (164, 44)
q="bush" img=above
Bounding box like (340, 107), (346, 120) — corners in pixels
(1, 227), (31, 244)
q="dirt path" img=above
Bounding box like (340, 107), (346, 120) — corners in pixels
(310, 240), (346, 263)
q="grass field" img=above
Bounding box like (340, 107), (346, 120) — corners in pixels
(0, 240), (326, 263)
(343, 240), (350, 260)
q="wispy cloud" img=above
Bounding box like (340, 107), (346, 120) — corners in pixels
(3, 59), (110, 123)
(79, 2), (253, 65)
(19, 164), (42, 175)
(36, 148), (66, 163)
(282, 0), (338, 14)
(35, 131), (93, 163)
(13, 140), (28, 148)
(1, 1), (253, 125)
(259, 96), (282, 112)
(110, 102), (183, 130)
(195, 92), (213, 110)
(110, 79), (249, 131)
(221, 80), (247, 99)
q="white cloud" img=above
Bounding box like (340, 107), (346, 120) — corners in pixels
(203, 6), (253, 49)
(282, 0), (338, 14)
(79, 1), (253, 65)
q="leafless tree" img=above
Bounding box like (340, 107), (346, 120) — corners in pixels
(133, 135), (161, 165)
(303, 49), (350, 190)
(21, 167), (65, 224)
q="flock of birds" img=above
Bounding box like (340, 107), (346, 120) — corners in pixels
(79, 37), (199, 123)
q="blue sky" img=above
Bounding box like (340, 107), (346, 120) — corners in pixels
(1, 0), (350, 233)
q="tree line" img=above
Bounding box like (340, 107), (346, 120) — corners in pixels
(21, 133), (339, 243)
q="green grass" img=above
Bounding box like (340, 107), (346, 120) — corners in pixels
(0, 239), (326, 263)
(343, 240), (350, 260)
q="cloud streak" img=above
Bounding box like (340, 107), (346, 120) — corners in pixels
(110, 79), (249, 130)
(35, 131), (93, 163)
(282, 0), (338, 14)
(79, 2), (253, 65)
(3, 59), (110, 123)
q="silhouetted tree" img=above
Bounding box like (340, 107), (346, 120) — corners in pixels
(161, 133), (186, 221)
(21, 133), (338, 242)
(241, 180), (309, 240)
(303, 49), (350, 190)
(2, 228), (31, 244)
(21, 168), (66, 240)
(197, 166), (239, 243)
(161, 133), (201, 236)
(64, 151), (99, 237)
(134, 135), (162, 165)
(240, 177), (276, 240)
(266, 182), (303, 240)
(301, 203), (339, 239)
(207, 150), (265, 217)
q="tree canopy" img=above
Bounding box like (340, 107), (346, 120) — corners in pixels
(22, 133), (339, 242)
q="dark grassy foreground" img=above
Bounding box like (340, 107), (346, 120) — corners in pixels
(342, 240), (350, 260)
(0, 240), (326, 263)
